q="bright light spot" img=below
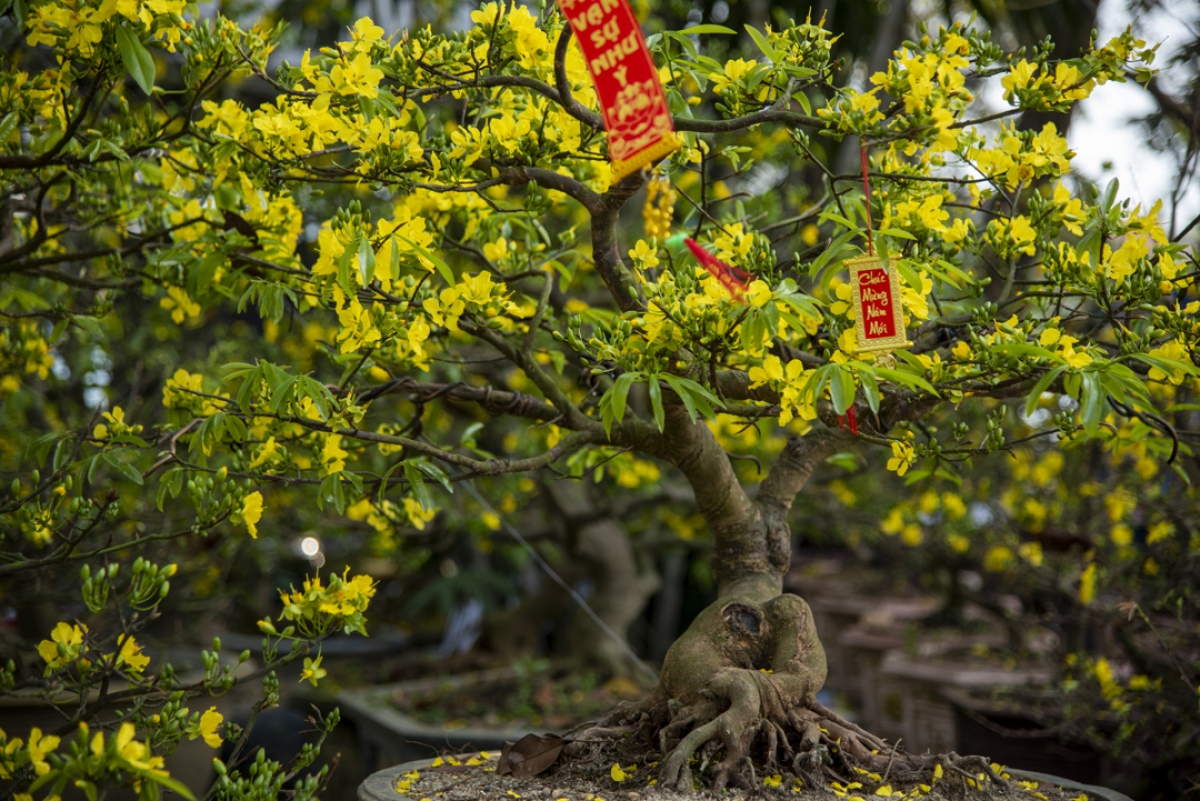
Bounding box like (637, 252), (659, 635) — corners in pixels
(300, 536), (321, 557)
(969, 502), (994, 528)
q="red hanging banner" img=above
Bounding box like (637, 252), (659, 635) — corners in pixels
(846, 256), (911, 354)
(557, 0), (681, 181)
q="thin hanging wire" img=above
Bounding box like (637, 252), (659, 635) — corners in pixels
(456, 479), (660, 683)
(393, 413), (659, 683)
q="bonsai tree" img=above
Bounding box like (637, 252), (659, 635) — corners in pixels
(1, 0), (1197, 796)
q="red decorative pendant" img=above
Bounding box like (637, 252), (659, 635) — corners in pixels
(846, 256), (912, 354)
(557, 0), (681, 180)
(684, 237), (751, 299)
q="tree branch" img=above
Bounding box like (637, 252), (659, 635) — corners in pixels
(356, 375), (561, 422)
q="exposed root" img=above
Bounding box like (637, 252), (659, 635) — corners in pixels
(570, 695), (1012, 794)
(562, 591), (1012, 795)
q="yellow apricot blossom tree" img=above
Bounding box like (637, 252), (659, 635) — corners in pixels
(1, 0), (1197, 797)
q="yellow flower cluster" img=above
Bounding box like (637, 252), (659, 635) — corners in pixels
(0, 322), (56, 382)
(642, 176), (675, 241)
(0, 726), (60, 778)
(268, 568), (378, 638)
(161, 369), (224, 414)
(93, 406), (143, 440)
(747, 355), (817, 426)
(402, 496), (437, 530)
(1001, 59), (1096, 107)
(37, 621), (87, 673)
(969, 122), (1072, 191)
(1102, 201), (1169, 285)
(27, 0), (188, 57)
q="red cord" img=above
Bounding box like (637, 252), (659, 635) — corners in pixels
(860, 143), (875, 257)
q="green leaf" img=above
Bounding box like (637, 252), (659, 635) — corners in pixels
(677, 24), (736, 34)
(357, 235), (375, 285)
(895, 260), (921, 294)
(300, 376), (335, 419)
(156, 470), (176, 511)
(403, 461), (431, 509)
(808, 229), (856, 278)
(875, 366), (939, 396)
(459, 421), (485, 447)
(268, 374), (299, 414)
(188, 251), (223, 298)
(744, 24), (781, 61)
(1100, 177), (1120, 213)
(803, 364), (831, 406)
(793, 87), (812, 115)
(149, 772), (197, 801)
(1063, 371), (1081, 399)
(678, 376), (723, 405)
(397, 235), (454, 285)
(1079, 372), (1105, 434)
(829, 365), (856, 415)
(1132, 352), (1200, 379)
(235, 365), (262, 413)
(102, 452), (144, 485)
(826, 451), (858, 471)
(858, 370), (881, 414)
(115, 26), (155, 96)
(740, 312), (765, 355)
(414, 460), (453, 493)
(337, 238), (355, 294)
(1100, 370), (1127, 404)
(377, 461), (404, 507)
(1023, 365), (1066, 418)
(662, 374), (698, 422)
(0, 112), (19, 144)
(993, 342), (1060, 362)
(321, 473), (345, 514)
(647, 375), (665, 431)
(224, 414), (247, 442)
(611, 371), (640, 425)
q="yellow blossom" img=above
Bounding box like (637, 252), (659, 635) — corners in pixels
(38, 622), (87, 672)
(27, 728), (60, 776)
(242, 491), (264, 538)
(300, 656), (327, 687)
(199, 707), (223, 748)
(322, 434), (349, 474)
(118, 636), (150, 674)
(1079, 562), (1097, 605)
(887, 440), (915, 476)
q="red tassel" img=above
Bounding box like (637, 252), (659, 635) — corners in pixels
(838, 407), (859, 436)
(684, 237), (752, 299)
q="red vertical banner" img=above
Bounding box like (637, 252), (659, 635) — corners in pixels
(557, 0), (681, 181)
(847, 256), (911, 354)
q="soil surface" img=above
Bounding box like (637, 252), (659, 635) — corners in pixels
(378, 750), (1101, 801)
(393, 667), (645, 730)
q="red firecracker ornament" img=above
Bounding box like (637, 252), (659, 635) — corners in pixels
(683, 237), (752, 300)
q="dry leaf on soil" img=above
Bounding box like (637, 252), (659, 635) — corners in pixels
(496, 733), (564, 778)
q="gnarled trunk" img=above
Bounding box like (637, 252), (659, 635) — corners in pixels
(561, 172), (1003, 794)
